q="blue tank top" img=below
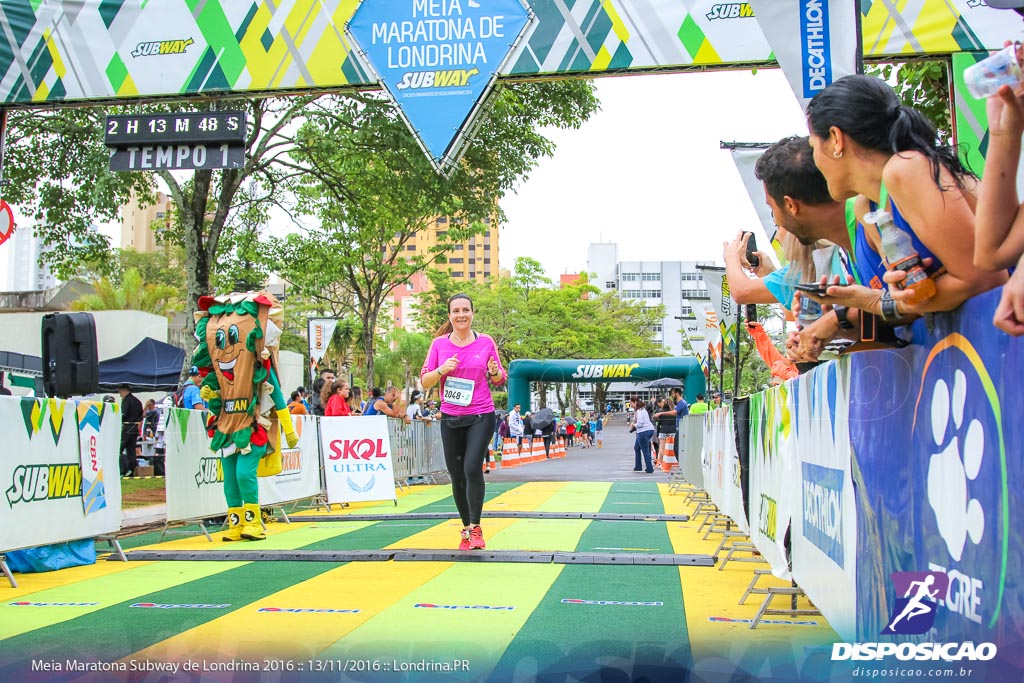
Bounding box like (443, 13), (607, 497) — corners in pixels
(845, 198), (887, 290)
(871, 183), (944, 275)
(363, 399), (380, 416)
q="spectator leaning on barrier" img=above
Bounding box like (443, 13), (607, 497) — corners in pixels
(310, 368), (335, 416)
(323, 379), (352, 417)
(288, 391), (308, 415)
(804, 75), (1007, 324)
(364, 386), (407, 421)
(406, 390), (428, 421)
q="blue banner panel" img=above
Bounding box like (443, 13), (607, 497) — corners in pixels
(850, 287), (1024, 677)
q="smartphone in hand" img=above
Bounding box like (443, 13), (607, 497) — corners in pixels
(744, 231), (760, 268)
(793, 283), (830, 296)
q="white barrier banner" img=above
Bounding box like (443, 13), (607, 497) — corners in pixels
(701, 405), (748, 533)
(790, 359), (857, 640)
(747, 384), (795, 580)
(164, 407), (226, 522)
(258, 414), (321, 506)
(320, 415), (397, 505)
(0, 396), (121, 552)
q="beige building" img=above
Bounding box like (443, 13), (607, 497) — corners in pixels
(408, 215), (500, 284)
(120, 191), (171, 252)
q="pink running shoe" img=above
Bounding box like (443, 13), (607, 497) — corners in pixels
(469, 525), (486, 550)
(459, 528), (472, 551)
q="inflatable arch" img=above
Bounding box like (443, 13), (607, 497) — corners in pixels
(507, 357), (706, 413)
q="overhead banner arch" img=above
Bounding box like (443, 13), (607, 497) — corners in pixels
(507, 356), (706, 413)
(0, 1), (1012, 106)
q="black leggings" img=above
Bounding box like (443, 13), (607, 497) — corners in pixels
(440, 412), (496, 526)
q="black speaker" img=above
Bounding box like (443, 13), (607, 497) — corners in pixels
(41, 312), (99, 398)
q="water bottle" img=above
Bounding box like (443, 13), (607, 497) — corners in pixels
(864, 209), (936, 305)
(797, 296), (823, 327)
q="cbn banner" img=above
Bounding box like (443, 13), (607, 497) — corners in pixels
(747, 384), (794, 580)
(748, 0), (858, 110)
(0, 396), (121, 552)
(320, 415), (397, 505)
(790, 359), (856, 641)
(164, 407), (225, 523)
(700, 405), (748, 533)
(0, 1), (1014, 105)
(849, 288), (1024, 674)
(257, 414), (321, 506)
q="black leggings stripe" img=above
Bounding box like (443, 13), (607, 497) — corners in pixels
(439, 412), (496, 526)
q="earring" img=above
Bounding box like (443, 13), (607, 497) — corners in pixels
(832, 150), (843, 159)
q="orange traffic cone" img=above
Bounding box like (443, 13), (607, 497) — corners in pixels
(661, 435), (678, 471)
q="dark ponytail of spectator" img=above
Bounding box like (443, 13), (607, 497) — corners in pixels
(806, 74), (976, 191)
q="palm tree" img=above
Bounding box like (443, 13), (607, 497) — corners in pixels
(73, 268), (181, 317)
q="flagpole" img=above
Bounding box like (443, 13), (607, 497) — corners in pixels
(733, 305), (743, 398)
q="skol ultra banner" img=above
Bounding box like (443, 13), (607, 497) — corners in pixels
(0, 396), (121, 553)
(789, 358), (857, 641)
(257, 414), (321, 506)
(747, 383), (794, 580)
(320, 414), (397, 505)
(164, 407), (226, 523)
(748, 0), (858, 110)
(0, 1), (1014, 106)
(848, 288), (1024, 678)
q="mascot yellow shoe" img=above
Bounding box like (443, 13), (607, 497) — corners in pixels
(222, 507), (244, 542)
(241, 503), (266, 541)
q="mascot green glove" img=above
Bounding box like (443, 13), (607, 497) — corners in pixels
(191, 292), (298, 542)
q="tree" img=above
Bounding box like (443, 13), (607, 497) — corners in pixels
(4, 107), (151, 278)
(868, 61), (951, 140)
(72, 268), (180, 317)
(280, 81), (599, 384)
(372, 329), (432, 394)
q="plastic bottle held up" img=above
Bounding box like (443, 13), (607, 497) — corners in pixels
(863, 209), (936, 305)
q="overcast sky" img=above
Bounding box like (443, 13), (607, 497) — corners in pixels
(498, 68), (808, 279)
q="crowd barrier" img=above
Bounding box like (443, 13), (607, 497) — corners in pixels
(696, 287), (1023, 672)
(0, 396), (122, 557)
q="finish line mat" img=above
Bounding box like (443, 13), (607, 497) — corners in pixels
(0, 481), (838, 681)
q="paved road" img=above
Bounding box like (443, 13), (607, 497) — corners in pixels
(486, 412), (678, 483)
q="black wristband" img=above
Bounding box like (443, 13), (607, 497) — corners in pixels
(880, 291), (901, 322)
(833, 305), (854, 330)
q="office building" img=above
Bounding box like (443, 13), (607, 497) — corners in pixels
(120, 191), (171, 253)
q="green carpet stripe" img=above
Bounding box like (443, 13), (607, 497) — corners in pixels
(0, 561), (332, 674)
(534, 481), (611, 512)
(413, 481), (523, 514)
(0, 561), (247, 639)
(317, 562), (565, 672)
(493, 564), (691, 679)
(600, 481), (666, 514)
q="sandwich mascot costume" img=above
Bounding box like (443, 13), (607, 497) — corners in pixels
(191, 292), (298, 541)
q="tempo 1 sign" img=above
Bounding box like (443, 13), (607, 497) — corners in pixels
(105, 110), (246, 172)
(109, 144), (245, 171)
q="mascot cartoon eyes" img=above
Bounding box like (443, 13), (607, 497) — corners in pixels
(215, 325), (240, 349)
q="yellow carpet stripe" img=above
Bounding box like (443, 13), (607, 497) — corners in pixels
(0, 556), (142, 601)
(483, 481), (565, 513)
(534, 481), (611, 512)
(657, 483), (837, 663)
(0, 561), (248, 639)
(122, 561), (453, 662)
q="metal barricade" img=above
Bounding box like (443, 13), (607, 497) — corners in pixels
(385, 418), (447, 484)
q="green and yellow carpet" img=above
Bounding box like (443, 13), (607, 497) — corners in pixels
(0, 482), (836, 681)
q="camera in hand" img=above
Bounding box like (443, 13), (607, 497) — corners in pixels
(744, 231), (760, 268)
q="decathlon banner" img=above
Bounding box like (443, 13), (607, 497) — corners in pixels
(747, 384), (794, 580)
(0, 1), (1014, 106)
(164, 407), (226, 523)
(320, 415), (397, 505)
(748, 0), (858, 110)
(700, 405), (748, 532)
(848, 287), (1024, 672)
(308, 318), (339, 381)
(76, 401), (108, 515)
(0, 396), (121, 553)
(790, 359), (856, 640)
(258, 414), (321, 506)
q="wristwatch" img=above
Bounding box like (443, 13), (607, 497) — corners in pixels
(833, 305), (854, 330)
(880, 290), (901, 322)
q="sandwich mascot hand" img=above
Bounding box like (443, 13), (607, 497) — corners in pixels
(191, 292), (298, 541)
